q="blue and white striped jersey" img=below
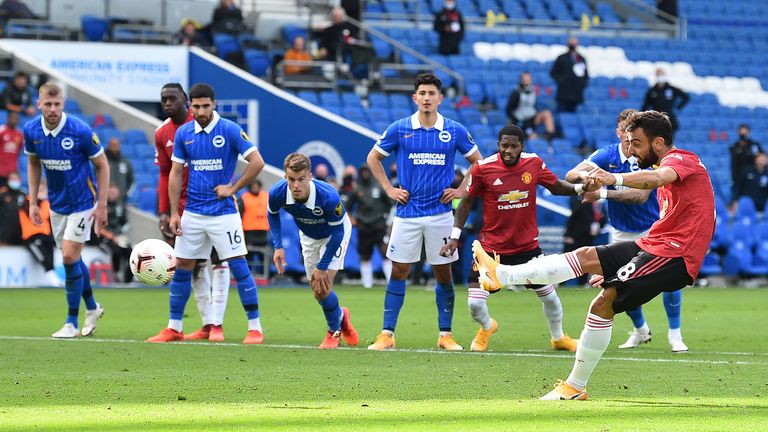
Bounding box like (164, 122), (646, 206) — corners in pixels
(267, 179), (346, 240)
(374, 112), (477, 218)
(172, 111), (257, 216)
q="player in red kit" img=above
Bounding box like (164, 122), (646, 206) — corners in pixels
(440, 124), (585, 352)
(0, 110), (24, 186)
(473, 112), (715, 400)
(154, 83), (230, 342)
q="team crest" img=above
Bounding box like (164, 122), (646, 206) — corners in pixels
(312, 207), (324, 216)
(521, 172), (532, 184)
(212, 135), (225, 148)
(61, 137), (74, 150)
(335, 202), (343, 216)
(91, 133), (100, 146)
(240, 130), (250, 141)
(438, 130), (452, 143)
(468, 133), (475, 144)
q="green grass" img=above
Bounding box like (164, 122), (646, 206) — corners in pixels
(1, 285), (766, 431)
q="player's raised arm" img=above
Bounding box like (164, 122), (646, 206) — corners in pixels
(589, 166), (678, 190)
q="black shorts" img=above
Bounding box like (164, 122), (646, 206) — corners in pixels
(468, 247), (545, 290)
(357, 224), (387, 261)
(596, 241), (693, 313)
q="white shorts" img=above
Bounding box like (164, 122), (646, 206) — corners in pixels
(610, 226), (650, 243)
(386, 212), (457, 265)
(50, 205), (95, 249)
(175, 211), (247, 260)
(300, 214), (352, 278)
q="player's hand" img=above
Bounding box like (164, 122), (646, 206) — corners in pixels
(586, 167), (616, 187)
(158, 213), (175, 238)
(386, 186), (409, 204)
(581, 190), (601, 203)
(273, 248), (287, 274)
(440, 187), (464, 204)
(589, 274), (604, 288)
(214, 184), (236, 199)
(29, 204), (43, 226)
(311, 268), (331, 297)
(93, 204), (108, 237)
(579, 167), (603, 192)
(439, 238), (458, 257)
(169, 213), (182, 236)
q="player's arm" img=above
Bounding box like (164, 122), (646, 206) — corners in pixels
(168, 161), (184, 235)
(565, 161), (597, 183)
(90, 152), (110, 236)
(26, 154), (43, 226)
(266, 190), (286, 273)
(439, 194), (475, 257)
(441, 151), (482, 203)
(589, 166), (678, 189)
(582, 187), (653, 204)
(215, 149), (264, 198)
(367, 148), (408, 204)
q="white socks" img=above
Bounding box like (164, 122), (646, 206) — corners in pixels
(248, 317), (262, 332)
(467, 288), (492, 329)
(668, 327), (682, 341)
(497, 253), (583, 286)
(192, 263), (212, 325)
(168, 319), (183, 332)
(636, 322), (651, 335)
(566, 313), (613, 391)
(360, 260), (373, 288)
(535, 285), (564, 340)
(210, 263), (230, 325)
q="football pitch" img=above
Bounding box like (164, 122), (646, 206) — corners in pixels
(0, 285), (766, 431)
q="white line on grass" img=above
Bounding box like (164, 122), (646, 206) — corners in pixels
(1, 335), (766, 366)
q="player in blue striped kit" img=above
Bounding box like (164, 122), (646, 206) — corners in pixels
(267, 153), (359, 349)
(366, 73), (482, 351)
(566, 109), (688, 352)
(146, 83), (266, 344)
(24, 82), (109, 338)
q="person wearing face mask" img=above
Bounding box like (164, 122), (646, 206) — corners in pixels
(733, 152), (768, 212)
(105, 137), (134, 206)
(17, 178), (64, 286)
(0, 170), (23, 245)
(550, 37), (589, 113)
(0, 109), (24, 187)
(347, 164), (392, 288)
(433, 0), (464, 55)
(641, 68), (689, 132)
(93, 184), (133, 283)
(729, 124), (764, 191)
(505, 71), (556, 141)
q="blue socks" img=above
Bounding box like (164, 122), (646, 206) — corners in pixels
(383, 279), (406, 332)
(625, 307), (646, 329)
(663, 290), (682, 329)
(319, 291), (342, 332)
(80, 260), (97, 310)
(64, 262), (84, 327)
(435, 282), (455, 332)
(230, 257), (259, 319)
(169, 268), (193, 321)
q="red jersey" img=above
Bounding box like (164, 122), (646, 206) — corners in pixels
(0, 125), (23, 178)
(636, 149), (715, 280)
(154, 111), (194, 214)
(467, 152), (558, 255)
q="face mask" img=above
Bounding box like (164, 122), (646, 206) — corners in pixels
(657, 75), (668, 84)
(567, 44), (576, 51)
(8, 180), (21, 190)
(343, 175), (355, 186)
(445, 2), (455, 10)
(740, 133), (749, 141)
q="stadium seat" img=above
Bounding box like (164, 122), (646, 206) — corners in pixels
(213, 34), (241, 60)
(81, 15), (108, 42)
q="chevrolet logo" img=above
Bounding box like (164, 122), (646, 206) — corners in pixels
(498, 190), (529, 203)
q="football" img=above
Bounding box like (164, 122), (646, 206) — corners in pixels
(129, 239), (176, 286)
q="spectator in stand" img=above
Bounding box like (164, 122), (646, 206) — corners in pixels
(318, 7), (356, 61)
(733, 152), (768, 212)
(0, 109), (23, 187)
(2, 71), (36, 116)
(176, 18), (210, 49)
(433, 0), (464, 55)
(550, 37), (589, 113)
(211, 0), (244, 36)
(0, 170), (22, 245)
(0, 0), (38, 22)
(641, 68), (689, 132)
(730, 124), (764, 189)
(238, 178), (270, 268)
(19, 178), (63, 286)
(283, 35), (313, 75)
(93, 184), (132, 282)
(563, 196), (602, 285)
(104, 137), (134, 205)
(339, 164), (357, 203)
(505, 71), (556, 141)
(314, 163), (338, 189)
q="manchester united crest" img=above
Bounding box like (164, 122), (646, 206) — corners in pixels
(521, 172), (532, 184)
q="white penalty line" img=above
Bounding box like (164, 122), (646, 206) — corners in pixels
(1, 335), (766, 366)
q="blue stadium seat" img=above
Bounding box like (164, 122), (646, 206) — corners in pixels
(213, 34), (241, 60)
(137, 187), (157, 213)
(244, 49), (271, 77)
(81, 15), (108, 42)
(735, 196), (758, 226)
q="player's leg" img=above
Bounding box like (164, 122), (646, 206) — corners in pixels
(466, 258), (497, 352)
(185, 259), (212, 340)
(358, 225), (375, 289)
(211, 214), (262, 344)
(533, 284), (578, 351)
(208, 249), (230, 342)
(147, 212), (207, 342)
(368, 216), (422, 350)
(618, 306), (652, 349)
(426, 212), (462, 351)
(664, 289), (688, 352)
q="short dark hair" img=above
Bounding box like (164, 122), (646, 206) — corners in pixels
(162, 83), (187, 100)
(188, 82), (215, 100)
(624, 110), (674, 147)
(284, 152), (311, 173)
(13, 71), (27, 79)
(738, 124), (751, 131)
(413, 73), (442, 93)
(498, 124), (526, 144)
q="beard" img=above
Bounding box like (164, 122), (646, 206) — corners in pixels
(636, 152), (659, 169)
